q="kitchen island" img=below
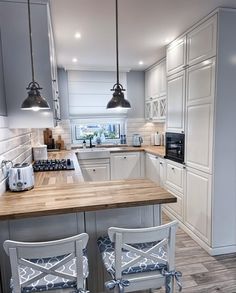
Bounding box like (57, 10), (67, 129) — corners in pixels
(0, 149), (176, 293)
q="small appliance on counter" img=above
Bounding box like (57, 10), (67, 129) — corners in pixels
(9, 163), (34, 192)
(32, 144), (47, 161)
(154, 132), (161, 146)
(33, 159), (75, 172)
(132, 134), (143, 147)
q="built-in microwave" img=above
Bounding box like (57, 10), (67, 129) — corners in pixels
(165, 132), (185, 164)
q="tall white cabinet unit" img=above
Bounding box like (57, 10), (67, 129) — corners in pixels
(0, 0), (59, 128)
(165, 9), (236, 255)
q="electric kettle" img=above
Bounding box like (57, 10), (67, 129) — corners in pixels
(132, 134), (143, 147)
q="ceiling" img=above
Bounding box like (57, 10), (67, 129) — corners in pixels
(50, 0), (236, 71)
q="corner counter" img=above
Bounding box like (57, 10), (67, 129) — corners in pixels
(0, 147), (174, 293)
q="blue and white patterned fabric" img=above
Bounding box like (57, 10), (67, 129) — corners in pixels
(97, 235), (167, 276)
(11, 253), (89, 293)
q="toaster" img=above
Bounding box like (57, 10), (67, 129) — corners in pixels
(9, 163), (34, 192)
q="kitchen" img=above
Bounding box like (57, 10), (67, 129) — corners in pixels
(0, 0), (236, 292)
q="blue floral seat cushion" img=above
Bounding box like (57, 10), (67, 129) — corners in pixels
(11, 253), (89, 293)
(97, 235), (167, 276)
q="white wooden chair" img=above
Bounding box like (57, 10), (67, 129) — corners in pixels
(4, 233), (89, 293)
(97, 220), (182, 293)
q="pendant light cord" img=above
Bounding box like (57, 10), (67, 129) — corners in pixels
(27, 0), (35, 83)
(115, 0), (119, 86)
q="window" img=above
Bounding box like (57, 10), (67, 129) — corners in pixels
(71, 119), (125, 145)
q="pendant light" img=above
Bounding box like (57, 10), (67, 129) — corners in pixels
(106, 0), (131, 109)
(21, 0), (50, 111)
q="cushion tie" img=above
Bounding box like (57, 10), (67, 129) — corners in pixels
(105, 278), (130, 293)
(161, 269), (182, 292)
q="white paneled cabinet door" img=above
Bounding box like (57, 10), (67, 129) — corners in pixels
(111, 152), (141, 180)
(186, 58), (215, 173)
(187, 15), (217, 67)
(145, 153), (160, 184)
(145, 100), (152, 121)
(166, 36), (186, 76)
(185, 167), (211, 244)
(159, 158), (166, 188)
(81, 165), (110, 182)
(166, 71), (185, 132)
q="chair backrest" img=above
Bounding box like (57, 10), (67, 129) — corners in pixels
(108, 221), (178, 279)
(4, 233), (89, 293)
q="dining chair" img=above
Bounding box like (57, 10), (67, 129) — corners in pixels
(97, 220), (182, 293)
(4, 233), (89, 293)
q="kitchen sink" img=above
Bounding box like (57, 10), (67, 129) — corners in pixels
(76, 148), (110, 160)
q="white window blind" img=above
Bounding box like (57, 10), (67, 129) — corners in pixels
(68, 70), (127, 116)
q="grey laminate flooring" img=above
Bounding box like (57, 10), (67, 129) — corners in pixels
(160, 214), (236, 293)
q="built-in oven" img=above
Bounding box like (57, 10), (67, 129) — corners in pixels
(165, 132), (185, 164)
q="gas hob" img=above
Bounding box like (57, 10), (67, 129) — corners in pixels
(33, 159), (75, 172)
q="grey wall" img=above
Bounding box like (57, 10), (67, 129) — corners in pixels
(57, 67), (69, 119)
(0, 30), (7, 116)
(127, 71), (145, 118)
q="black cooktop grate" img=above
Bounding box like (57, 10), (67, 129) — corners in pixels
(33, 159), (75, 172)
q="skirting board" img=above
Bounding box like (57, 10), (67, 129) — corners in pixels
(162, 208), (236, 256)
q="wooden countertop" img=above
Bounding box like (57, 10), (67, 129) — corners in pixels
(76, 145), (166, 157)
(0, 147), (175, 220)
(0, 179), (176, 220)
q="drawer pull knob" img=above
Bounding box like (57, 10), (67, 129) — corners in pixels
(172, 167), (175, 170)
(124, 156), (127, 159)
(93, 169), (96, 172)
(160, 162), (163, 165)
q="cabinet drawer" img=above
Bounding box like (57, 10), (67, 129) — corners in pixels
(166, 161), (184, 193)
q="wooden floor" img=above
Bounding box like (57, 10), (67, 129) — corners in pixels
(159, 214), (236, 293)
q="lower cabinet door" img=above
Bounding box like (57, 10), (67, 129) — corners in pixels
(145, 153), (160, 184)
(165, 190), (183, 221)
(111, 152), (141, 180)
(81, 164), (110, 181)
(185, 167), (211, 244)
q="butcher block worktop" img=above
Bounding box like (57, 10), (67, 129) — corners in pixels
(0, 147), (175, 220)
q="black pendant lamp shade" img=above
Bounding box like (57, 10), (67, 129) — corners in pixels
(107, 0), (131, 109)
(21, 0), (50, 111)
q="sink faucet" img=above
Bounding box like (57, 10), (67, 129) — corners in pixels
(89, 137), (95, 148)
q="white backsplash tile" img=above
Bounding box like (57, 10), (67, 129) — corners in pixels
(0, 116), (32, 196)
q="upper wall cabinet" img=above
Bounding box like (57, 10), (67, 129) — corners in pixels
(0, 1), (59, 128)
(187, 15), (217, 67)
(145, 59), (166, 122)
(167, 15), (217, 76)
(166, 37), (186, 76)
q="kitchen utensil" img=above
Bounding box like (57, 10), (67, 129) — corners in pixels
(132, 134), (143, 147)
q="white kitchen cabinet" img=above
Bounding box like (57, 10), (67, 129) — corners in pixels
(185, 167), (211, 244)
(159, 158), (166, 188)
(145, 153), (160, 184)
(166, 36), (186, 76)
(145, 99), (152, 120)
(79, 159), (110, 182)
(145, 59), (166, 122)
(0, 1), (59, 128)
(187, 15), (217, 67)
(166, 71), (185, 132)
(185, 58), (215, 173)
(165, 191), (183, 221)
(111, 152), (141, 180)
(145, 98), (166, 122)
(165, 160), (185, 194)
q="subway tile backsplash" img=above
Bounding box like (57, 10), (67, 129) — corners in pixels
(0, 116), (32, 195)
